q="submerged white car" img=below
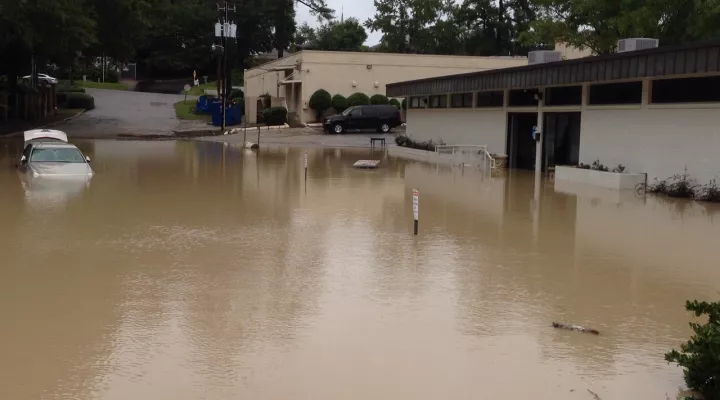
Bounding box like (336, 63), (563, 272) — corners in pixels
(21, 73), (59, 85)
(18, 129), (93, 178)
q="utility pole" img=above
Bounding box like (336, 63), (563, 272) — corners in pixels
(215, 1), (236, 133)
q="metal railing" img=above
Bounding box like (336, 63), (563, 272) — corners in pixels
(434, 145), (497, 169)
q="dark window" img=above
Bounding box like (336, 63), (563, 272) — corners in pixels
(652, 76), (720, 103)
(476, 91), (504, 107)
(429, 94), (447, 108)
(409, 97), (427, 109)
(545, 86), (582, 106)
(589, 81), (642, 105)
(508, 90), (538, 107)
(451, 93), (473, 108)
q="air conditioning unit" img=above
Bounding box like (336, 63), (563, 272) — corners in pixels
(528, 51), (563, 65)
(617, 38), (659, 53)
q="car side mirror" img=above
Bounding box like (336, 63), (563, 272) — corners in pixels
(85, 156), (91, 163)
(20, 155), (27, 164)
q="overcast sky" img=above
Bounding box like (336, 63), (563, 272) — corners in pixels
(295, 0), (382, 45)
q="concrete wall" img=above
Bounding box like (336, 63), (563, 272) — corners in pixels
(405, 109), (508, 155)
(244, 51), (527, 123)
(580, 107), (720, 182)
(244, 53), (304, 122)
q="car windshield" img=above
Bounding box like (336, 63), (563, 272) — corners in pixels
(30, 147), (86, 163)
(341, 107), (356, 116)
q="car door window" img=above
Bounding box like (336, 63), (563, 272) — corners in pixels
(350, 109), (362, 118)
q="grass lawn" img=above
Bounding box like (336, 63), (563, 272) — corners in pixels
(174, 100), (210, 120)
(187, 81), (217, 96)
(59, 80), (130, 90)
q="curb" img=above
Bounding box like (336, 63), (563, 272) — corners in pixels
(4, 109), (86, 137)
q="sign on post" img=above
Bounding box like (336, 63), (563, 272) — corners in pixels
(412, 189), (419, 235)
(183, 84), (191, 102)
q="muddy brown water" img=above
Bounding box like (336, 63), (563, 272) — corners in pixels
(1, 139), (719, 400)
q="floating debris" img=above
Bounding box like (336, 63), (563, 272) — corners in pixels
(552, 322), (600, 335)
(353, 160), (380, 169)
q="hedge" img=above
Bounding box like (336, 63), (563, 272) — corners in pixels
(58, 92), (95, 110)
(401, 98), (407, 109)
(389, 98), (401, 109)
(370, 94), (389, 105)
(331, 94), (348, 113)
(57, 86), (86, 93)
(348, 92), (370, 107)
(262, 106), (288, 126)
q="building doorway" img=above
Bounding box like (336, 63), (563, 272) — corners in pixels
(543, 112), (581, 170)
(507, 112), (538, 170)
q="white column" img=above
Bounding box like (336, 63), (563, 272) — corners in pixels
(534, 88), (545, 200)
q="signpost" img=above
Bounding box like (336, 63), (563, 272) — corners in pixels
(183, 84), (191, 102)
(412, 189), (419, 235)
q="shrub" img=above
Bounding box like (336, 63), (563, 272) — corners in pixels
(232, 97), (245, 115)
(347, 92), (370, 107)
(695, 179), (720, 202)
(665, 299), (720, 399)
(262, 106), (287, 126)
(394, 135), (444, 152)
(401, 98), (407, 109)
(229, 88), (244, 99)
(370, 94), (389, 105)
(309, 89), (332, 120)
(331, 94), (348, 113)
(105, 70), (119, 83)
(63, 92), (95, 110)
(591, 159), (609, 172)
(389, 98), (401, 109)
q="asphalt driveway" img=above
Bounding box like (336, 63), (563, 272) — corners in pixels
(58, 89), (203, 137)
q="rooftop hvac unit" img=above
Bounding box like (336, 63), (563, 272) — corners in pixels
(617, 38), (659, 53)
(528, 50), (563, 65)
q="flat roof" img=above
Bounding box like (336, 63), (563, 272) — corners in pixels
(387, 39), (720, 97)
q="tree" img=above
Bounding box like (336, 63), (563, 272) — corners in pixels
(370, 94), (389, 104)
(309, 88), (331, 120)
(666, 299), (720, 399)
(294, 22), (318, 48)
(331, 94), (349, 112)
(313, 18), (368, 51)
(348, 92), (370, 106)
(524, 0), (720, 55)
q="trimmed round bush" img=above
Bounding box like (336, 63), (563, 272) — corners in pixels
(370, 94), (389, 105)
(331, 94), (348, 113)
(262, 106), (288, 126)
(401, 98), (407, 109)
(347, 92), (370, 107)
(309, 89), (332, 120)
(64, 92), (95, 110)
(389, 98), (401, 108)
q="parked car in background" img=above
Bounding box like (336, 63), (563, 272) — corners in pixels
(21, 73), (58, 85)
(17, 129), (93, 178)
(324, 105), (402, 134)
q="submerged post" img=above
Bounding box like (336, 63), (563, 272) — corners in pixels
(304, 151), (308, 181)
(412, 189), (419, 235)
(257, 126), (260, 147)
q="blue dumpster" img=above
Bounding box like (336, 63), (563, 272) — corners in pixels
(195, 95), (210, 113)
(211, 103), (242, 126)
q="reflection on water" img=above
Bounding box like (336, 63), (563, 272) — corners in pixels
(1, 139), (718, 400)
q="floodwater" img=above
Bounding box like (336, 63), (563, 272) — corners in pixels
(1, 139), (719, 400)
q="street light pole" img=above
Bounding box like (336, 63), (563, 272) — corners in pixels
(215, 1), (236, 133)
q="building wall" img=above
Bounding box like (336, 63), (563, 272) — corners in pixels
(406, 109), (507, 154)
(244, 53), (304, 122)
(580, 107), (720, 182)
(244, 51), (527, 123)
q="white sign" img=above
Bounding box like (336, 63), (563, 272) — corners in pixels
(183, 84), (191, 92)
(304, 152), (308, 169)
(412, 189), (419, 220)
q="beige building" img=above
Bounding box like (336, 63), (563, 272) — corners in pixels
(387, 40), (720, 183)
(243, 51), (527, 124)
